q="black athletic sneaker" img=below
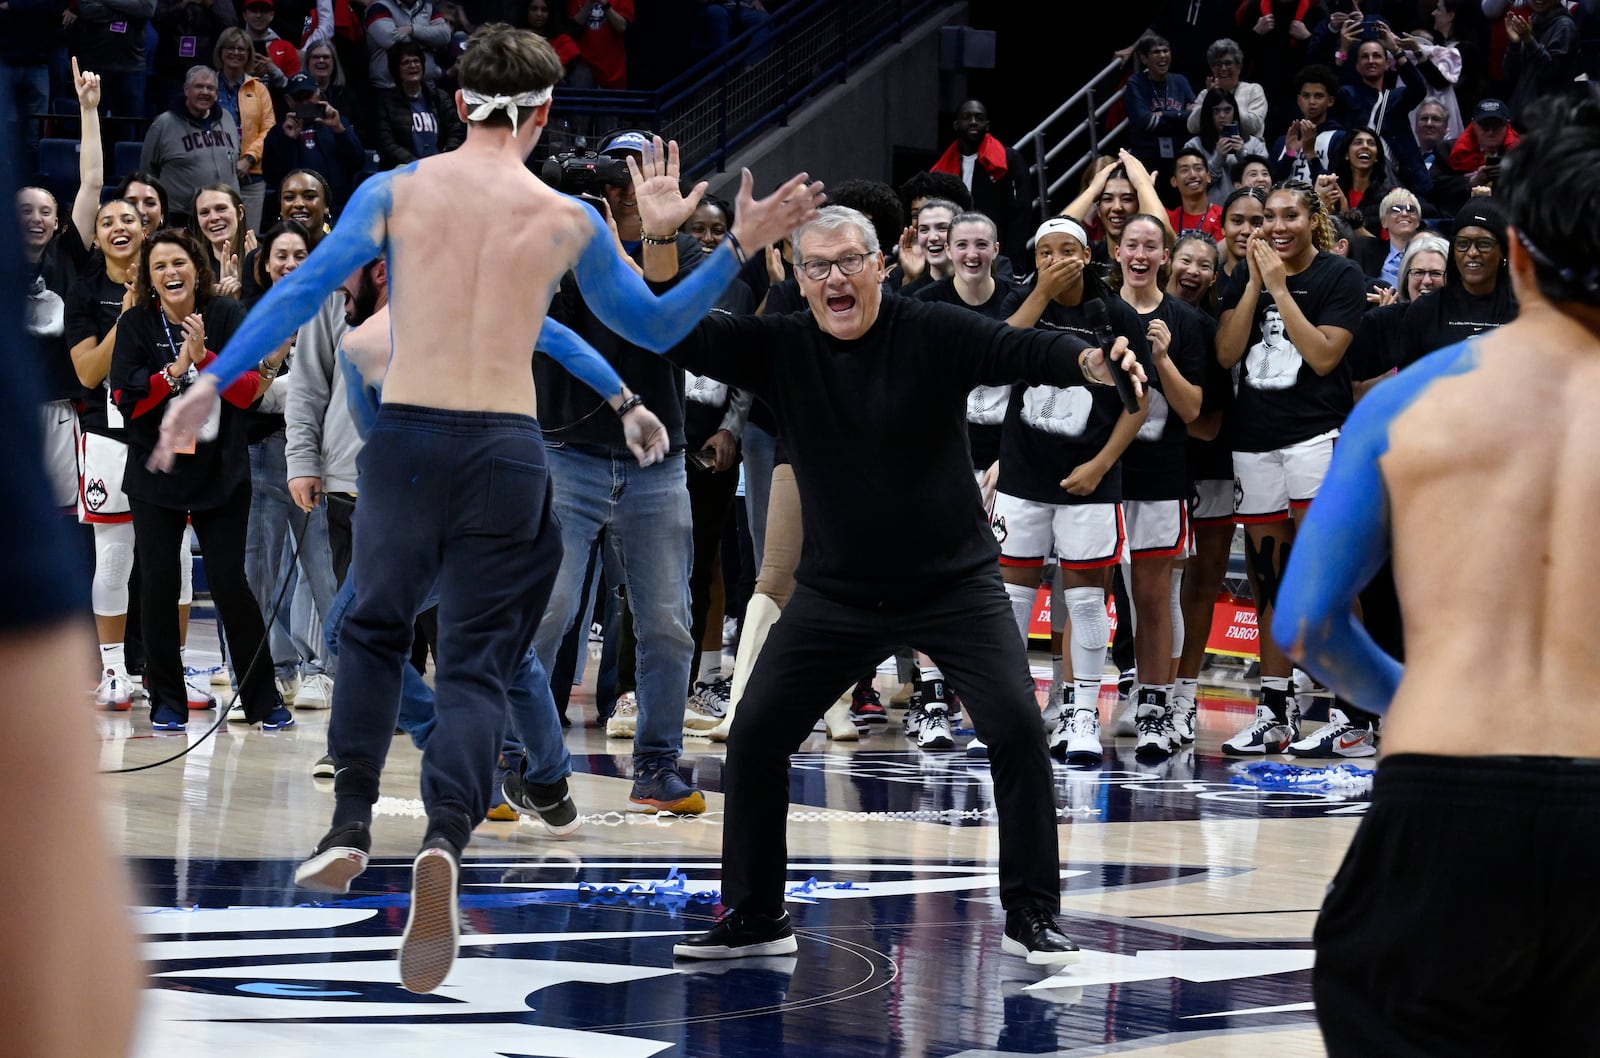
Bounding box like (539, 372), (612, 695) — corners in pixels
(502, 770), (582, 837)
(399, 839), (460, 994)
(1001, 906), (1081, 966)
(674, 908), (798, 960)
(293, 821), (372, 893)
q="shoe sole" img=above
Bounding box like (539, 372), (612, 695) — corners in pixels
(606, 723), (637, 739)
(852, 715), (890, 726)
(500, 783), (584, 838)
(1001, 935), (1081, 966)
(673, 933), (798, 960)
(294, 845), (369, 893)
(399, 849), (459, 994)
(627, 791), (707, 815)
(683, 715), (723, 733)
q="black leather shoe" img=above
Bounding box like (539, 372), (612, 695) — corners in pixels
(673, 908), (799, 960)
(1001, 906), (1081, 966)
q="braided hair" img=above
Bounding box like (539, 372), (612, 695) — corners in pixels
(1270, 178), (1336, 254)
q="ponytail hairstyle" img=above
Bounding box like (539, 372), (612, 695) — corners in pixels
(1270, 178), (1335, 254)
(1110, 212), (1173, 291)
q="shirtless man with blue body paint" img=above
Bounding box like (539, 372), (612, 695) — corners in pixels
(149, 23), (823, 995)
(1275, 90), (1600, 1057)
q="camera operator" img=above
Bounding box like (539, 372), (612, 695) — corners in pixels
(526, 129), (715, 814)
(263, 74), (366, 211)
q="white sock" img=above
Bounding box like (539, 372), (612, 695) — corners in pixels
(1174, 676), (1198, 703)
(1005, 581), (1037, 641)
(100, 643), (125, 673)
(698, 650), (721, 682)
(1169, 567), (1184, 660)
(1065, 586), (1108, 715)
(919, 665), (944, 682)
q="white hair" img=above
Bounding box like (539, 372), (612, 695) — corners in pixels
(793, 205), (879, 258)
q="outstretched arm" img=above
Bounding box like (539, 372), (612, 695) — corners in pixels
(147, 170), (394, 470)
(1274, 340), (1480, 712)
(571, 166), (824, 353)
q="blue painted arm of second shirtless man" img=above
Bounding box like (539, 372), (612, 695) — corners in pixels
(204, 170), (744, 392)
(1273, 339), (1481, 715)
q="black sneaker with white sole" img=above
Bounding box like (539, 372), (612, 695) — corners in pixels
(1001, 906), (1081, 966)
(399, 840), (461, 994)
(502, 770), (582, 837)
(673, 908), (798, 960)
(293, 821), (372, 893)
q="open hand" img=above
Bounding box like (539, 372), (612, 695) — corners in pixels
(148, 376), (220, 472)
(625, 134), (705, 237)
(730, 168), (826, 255)
(1250, 233), (1287, 293)
(896, 225), (926, 279)
(1035, 255), (1083, 300)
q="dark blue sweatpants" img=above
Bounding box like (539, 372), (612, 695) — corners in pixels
(328, 404), (561, 845)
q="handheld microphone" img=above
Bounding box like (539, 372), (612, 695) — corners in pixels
(1083, 297), (1142, 414)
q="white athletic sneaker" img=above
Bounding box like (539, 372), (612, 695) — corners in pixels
(902, 701), (926, 741)
(916, 707), (955, 751)
(297, 672), (333, 709)
(1171, 693), (1198, 744)
(1133, 692), (1177, 762)
(185, 671), (218, 711)
(1052, 708), (1103, 766)
(684, 677), (730, 733)
(965, 735), (988, 759)
(1287, 708), (1378, 758)
(95, 667), (133, 710)
(1222, 696), (1300, 755)
(606, 692), (638, 739)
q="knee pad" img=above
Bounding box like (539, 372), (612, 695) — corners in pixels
(1170, 567), (1184, 659)
(1064, 586), (1109, 679)
(92, 524), (134, 616)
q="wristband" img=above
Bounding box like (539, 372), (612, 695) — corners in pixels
(1334, 50), (1346, 63)
(614, 393), (645, 417)
(1078, 348), (1109, 387)
(640, 232), (677, 245)
(723, 229), (748, 265)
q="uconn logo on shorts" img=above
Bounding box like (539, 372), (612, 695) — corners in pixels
(85, 477), (109, 512)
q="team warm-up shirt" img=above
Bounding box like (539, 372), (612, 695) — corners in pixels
(1392, 283), (1518, 372)
(668, 296), (1095, 605)
(1123, 295), (1209, 502)
(64, 269), (133, 442)
(1218, 250), (1366, 453)
(1185, 309), (1233, 484)
(994, 285), (1148, 505)
(914, 275), (1018, 470)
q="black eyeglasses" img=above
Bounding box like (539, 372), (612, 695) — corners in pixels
(798, 253), (868, 281)
(1454, 236), (1498, 255)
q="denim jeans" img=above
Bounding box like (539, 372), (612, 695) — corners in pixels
(532, 443), (694, 767)
(328, 405), (562, 832)
(740, 422), (777, 572)
(323, 565), (571, 782)
(246, 431), (338, 679)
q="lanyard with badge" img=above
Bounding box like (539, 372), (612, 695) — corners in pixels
(161, 312), (220, 453)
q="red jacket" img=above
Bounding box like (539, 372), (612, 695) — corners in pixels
(1448, 123), (1521, 174)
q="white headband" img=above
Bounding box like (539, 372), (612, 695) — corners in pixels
(460, 86), (552, 134)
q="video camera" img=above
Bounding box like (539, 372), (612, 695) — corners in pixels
(538, 150), (633, 196)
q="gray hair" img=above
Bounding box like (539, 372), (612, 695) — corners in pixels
(794, 205), (879, 258)
(1398, 233), (1450, 301)
(185, 64), (218, 87)
(1207, 38), (1243, 68)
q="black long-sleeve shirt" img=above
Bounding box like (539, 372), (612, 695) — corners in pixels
(670, 296), (1095, 605)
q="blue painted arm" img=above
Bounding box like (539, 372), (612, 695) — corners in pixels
(204, 171), (395, 388)
(337, 316), (624, 442)
(571, 203), (739, 353)
(1274, 339), (1480, 714)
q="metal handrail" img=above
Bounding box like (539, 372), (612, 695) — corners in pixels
(1011, 55), (1131, 223)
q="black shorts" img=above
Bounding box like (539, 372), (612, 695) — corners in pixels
(1315, 753), (1600, 1057)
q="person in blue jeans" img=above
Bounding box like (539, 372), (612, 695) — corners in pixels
(153, 23), (821, 996)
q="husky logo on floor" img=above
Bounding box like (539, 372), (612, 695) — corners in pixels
(85, 476), (109, 512)
(133, 855), (1318, 1057)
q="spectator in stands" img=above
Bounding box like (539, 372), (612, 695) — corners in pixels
(109, 229), (291, 731)
(1502, 0), (1580, 121)
(1062, 151), (1173, 274)
(1169, 147), (1224, 238)
(189, 182), (249, 297)
(1125, 34), (1195, 176)
(1447, 97), (1516, 197)
(929, 99), (1029, 262)
(524, 0), (581, 77)
(302, 38), (370, 136)
(1370, 187), (1424, 285)
(1270, 64), (1344, 183)
(213, 28), (275, 232)
(1317, 127), (1396, 235)
(2, 0), (68, 173)
(1119, 0), (1238, 86)
(1241, 0), (1326, 133)
(153, 0), (235, 115)
(1187, 38), (1267, 138)
(1233, 152), (1274, 192)
(140, 65), (241, 230)
(112, 171), (169, 232)
(1217, 184), (1265, 283)
(566, 0), (631, 88)
(695, 0), (768, 54)
(263, 74), (364, 208)
(1389, 198), (1516, 371)
(1334, 19), (1431, 195)
(375, 40), (465, 169)
(242, 0), (302, 78)
(891, 197), (960, 294)
(366, 0), (453, 87)
(1410, 97), (1467, 212)
(681, 195), (729, 254)
(1186, 86), (1269, 204)
(77, 0), (158, 120)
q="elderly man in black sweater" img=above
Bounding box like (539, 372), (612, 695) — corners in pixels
(669, 205), (1144, 965)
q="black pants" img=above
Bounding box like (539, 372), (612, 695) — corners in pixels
(329, 405), (561, 844)
(687, 458), (739, 685)
(722, 568), (1061, 916)
(325, 490), (357, 587)
(129, 485), (277, 720)
(1315, 753), (1600, 1057)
